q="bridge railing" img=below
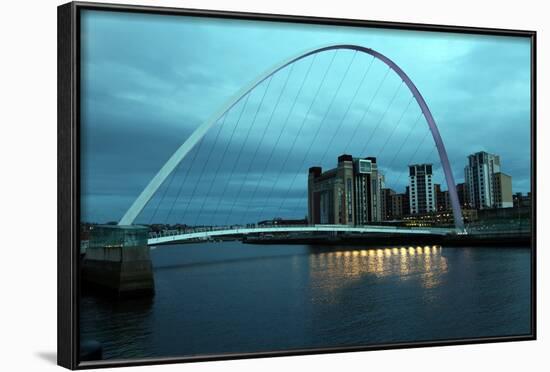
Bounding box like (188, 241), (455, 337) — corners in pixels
(148, 225), (240, 239)
(147, 224), (454, 239)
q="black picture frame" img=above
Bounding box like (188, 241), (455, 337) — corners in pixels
(58, 1), (537, 369)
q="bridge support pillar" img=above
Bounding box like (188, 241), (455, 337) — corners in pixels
(82, 225), (154, 297)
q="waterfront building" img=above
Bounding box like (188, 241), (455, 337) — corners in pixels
(434, 183), (451, 212)
(353, 156), (382, 224)
(476, 205), (530, 222)
(258, 217), (308, 226)
(513, 192), (531, 208)
(307, 155), (354, 225)
(381, 188), (396, 220)
(408, 164), (436, 214)
(493, 172), (513, 208)
(464, 151), (513, 209)
(456, 182), (470, 208)
(378, 172), (386, 189)
(390, 193), (406, 219)
(308, 154), (382, 225)
(403, 208), (478, 227)
(403, 186), (411, 216)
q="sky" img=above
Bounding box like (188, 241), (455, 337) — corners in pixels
(80, 10), (532, 225)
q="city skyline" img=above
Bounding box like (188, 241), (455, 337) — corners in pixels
(80, 10), (531, 224)
(306, 150), (522, 229)
(81, 148), (525, 225)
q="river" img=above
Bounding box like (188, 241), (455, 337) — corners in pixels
(80, 241), (531, 360)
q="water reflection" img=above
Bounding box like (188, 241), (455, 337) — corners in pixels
(309, 245), (447, 298)
(80, 242), (531, 359)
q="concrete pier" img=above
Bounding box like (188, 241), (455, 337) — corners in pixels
(82, 225), (154, 297)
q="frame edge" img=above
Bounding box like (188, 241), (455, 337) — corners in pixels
(72, 1), (536, 36)
(530, 31), (537, 340)
(58, 1), (78, 370)
(59, 1), (537, 369)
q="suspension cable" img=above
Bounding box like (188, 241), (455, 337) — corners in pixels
(384, 111), (423, 175)
(256, 51), (339, 222)
(275, 51), (358, 217)
(191, 93), (253, 226)
(212, 76), (274, 225)
(225, 64), (295, 225)
(341, 66), (391, 153)
(388, 124), (434, 193)
(240, 55), (318, 224)
(287, 56), (377, 216)
(358, 79), (404, 157)
(376, 94), (415, 158)
(165, 114), (228, 224)
(147, 161), (179, 225)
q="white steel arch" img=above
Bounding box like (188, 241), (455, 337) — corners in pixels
(118, 44), (464, 231)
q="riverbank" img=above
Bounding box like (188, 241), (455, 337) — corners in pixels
(242, 233), (531, 247)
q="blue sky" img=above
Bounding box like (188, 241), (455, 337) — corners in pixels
(80, 10), (532, 225)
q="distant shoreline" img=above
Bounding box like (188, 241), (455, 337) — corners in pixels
(241, 234), (531, 248)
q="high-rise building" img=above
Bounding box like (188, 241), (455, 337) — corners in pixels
(403, 186), (411, 216)
(381, 188), (396, 220)
(408, 164), (435, 214)
(307, 155), (354, 225)
(391, 193), (405, 218)
(308, 154), (382, 225)
(464, 151), (513, 209)
(353, 156), (382, 224)
(493, 172), (513, 208)
(456, 182), (470, 208)
(434, 183), (451, 212)
(378, 173), (386, 190)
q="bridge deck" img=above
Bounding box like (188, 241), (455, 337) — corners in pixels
(148, 225), (455, 245)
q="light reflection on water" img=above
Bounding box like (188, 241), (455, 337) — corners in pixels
(80, 242), (530, 360)
(309, 246), (446, 300)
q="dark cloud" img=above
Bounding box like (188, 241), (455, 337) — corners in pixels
(80, 10), (532, 225)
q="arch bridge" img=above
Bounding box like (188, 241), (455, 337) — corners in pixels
(118, 44), (465, 234)
(148, 224), (456, 246)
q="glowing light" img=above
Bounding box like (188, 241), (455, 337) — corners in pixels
(308, 242), (450, 297)
(400, 250), (409, 276)
(376, 254), (384, 273)
(424, 251), (432, 270)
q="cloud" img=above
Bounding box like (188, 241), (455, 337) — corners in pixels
(80, 10), (532, 224)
